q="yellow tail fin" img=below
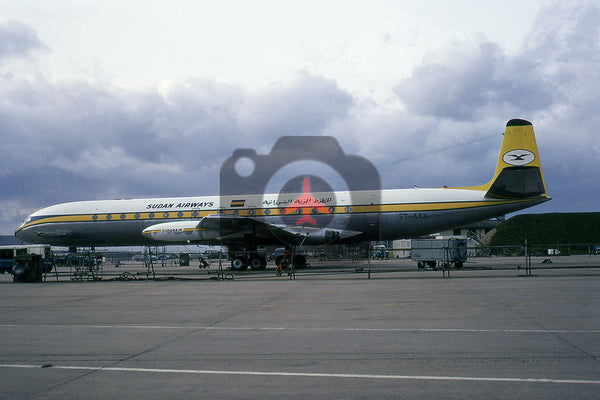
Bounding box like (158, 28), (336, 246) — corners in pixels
(466, 119), (549, 199)
(484, 119), (548, 198)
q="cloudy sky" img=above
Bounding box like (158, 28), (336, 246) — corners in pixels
(0, 0), (598, 234)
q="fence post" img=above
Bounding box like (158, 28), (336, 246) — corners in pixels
(524, 239), (532, 276)
(367, 241), (371, 279)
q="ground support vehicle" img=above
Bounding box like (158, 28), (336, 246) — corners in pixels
(0, 245), (54, 282)
(411, 238), (468, 269)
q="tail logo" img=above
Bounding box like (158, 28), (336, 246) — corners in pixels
(503, 149), (535, 166)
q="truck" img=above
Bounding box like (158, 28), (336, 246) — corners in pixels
(411, 238), (468, 269)
(0, 245), (54, 282)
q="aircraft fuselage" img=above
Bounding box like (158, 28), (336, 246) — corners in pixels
(15, 187), (548, 247)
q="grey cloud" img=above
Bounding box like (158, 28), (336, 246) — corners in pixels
(394, 2), (600, 126)
(238, 72), (354, 139)
(393, 41), (554, 121)
(523, 2), (600, 211)
(0, 20), (45, 62)
(0, 67), (354, 232)
(527, 3), (600, 123)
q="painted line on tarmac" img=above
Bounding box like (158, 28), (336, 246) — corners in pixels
(204, 326), (600, 334)
(0, 324), (598, 334)
(0, 363), (599, 385)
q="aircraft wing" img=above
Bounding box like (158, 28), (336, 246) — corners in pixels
(142, 213), (362, 245)
(200, 213), (363, 245)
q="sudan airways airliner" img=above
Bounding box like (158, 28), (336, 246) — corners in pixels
(16, 119), (550, 270)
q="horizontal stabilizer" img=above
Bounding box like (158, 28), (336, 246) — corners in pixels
(486, 166), (546, 198)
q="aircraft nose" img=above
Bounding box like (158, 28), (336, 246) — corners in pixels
(14, 227), (29, 243)
(15, 219), (34, 243)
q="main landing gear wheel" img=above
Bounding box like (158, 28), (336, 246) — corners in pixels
(249, 256), (267, 271)
(231, 257), (248, 271)
(275, 254), (307, 269)
(293, 255), (307, 269)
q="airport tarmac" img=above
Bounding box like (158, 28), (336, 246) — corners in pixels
(1, 268), (599, 399)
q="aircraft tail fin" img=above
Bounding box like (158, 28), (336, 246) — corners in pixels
(479, 119), (549, 199)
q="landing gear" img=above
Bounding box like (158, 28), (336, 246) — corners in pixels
(230, 255), (267, 271)
(293, 254), (307, 268)
(229, 233), (268, 272)
(275, 253), (307, 270)
(227, 232), (306, 273)
(249, 256), (267, 271)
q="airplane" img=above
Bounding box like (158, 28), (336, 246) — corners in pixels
(15, 119), (550, 270)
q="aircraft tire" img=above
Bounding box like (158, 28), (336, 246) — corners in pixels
(249, 256), (267, 271)
(293, 255), (307, 268)
(231, 257), (247, 271)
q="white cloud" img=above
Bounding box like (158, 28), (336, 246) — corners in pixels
(393, 40), (554, 121)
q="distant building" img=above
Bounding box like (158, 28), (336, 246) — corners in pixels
(439, 219), (501, 245)
(389, 219), (502, 258)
